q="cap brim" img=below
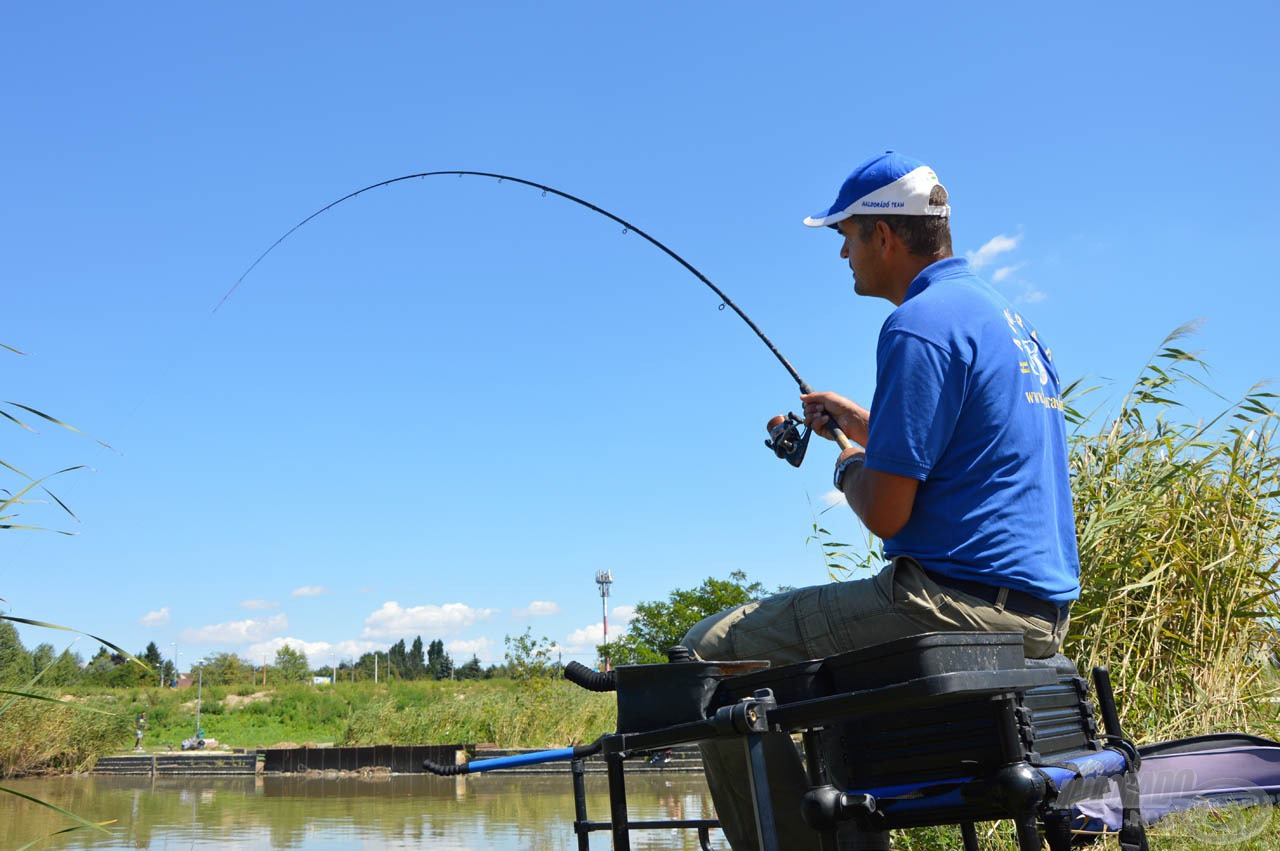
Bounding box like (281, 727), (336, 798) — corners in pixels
(803, 208), (851, 229)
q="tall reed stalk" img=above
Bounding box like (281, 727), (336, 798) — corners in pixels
(1065, 324), (1280, 738)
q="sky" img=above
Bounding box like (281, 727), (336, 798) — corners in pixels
(3, 2), (1278, 672)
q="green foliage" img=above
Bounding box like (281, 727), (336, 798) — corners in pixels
(408, 636), (426, 677)
(427, 638), (453, 680)
(42, 651), (83, 688)
(273, 645), (312, 683)
(140, 643), (163, 671)
(0, 621), (33, 685)
(81, 648), (140, 688)
(455, 654), (483, 680)
(599, 571), (767, 665)
(203, 652), (255, 685)
(1, 342), (110, 535)
(503, 629), (557, 681)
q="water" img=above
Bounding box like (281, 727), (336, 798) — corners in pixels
(1, 772), (717, 850)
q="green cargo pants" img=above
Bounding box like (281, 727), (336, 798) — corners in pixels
(681, 556), (1071, 851)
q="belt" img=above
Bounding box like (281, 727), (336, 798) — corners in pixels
(922, 568), (1067, 622)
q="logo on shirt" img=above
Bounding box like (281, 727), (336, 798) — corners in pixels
(1004, 309), (1061, 409)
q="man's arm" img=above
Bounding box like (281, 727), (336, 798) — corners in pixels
(833, 448), (919, 540)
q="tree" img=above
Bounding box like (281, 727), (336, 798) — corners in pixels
(455, 654), (483, 680)
(503, 629), (556, 681)
(387, 639), (404, 679)
(273, 644), (311, 682)
(30, 643), (55, 677)
(159, 659), (176, 686)
(82, 646), (137, 687)
(408, 636), (426, 679)
(204, 652), (254, 685)
(426, 639), (453, 680)
(141, 642), (164, 671)
(599, 571), (767, 665)
(0, 620), (32, 684)
(43, 649), (83, 687)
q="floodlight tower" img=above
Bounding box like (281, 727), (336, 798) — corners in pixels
(596, 570), (614, 671)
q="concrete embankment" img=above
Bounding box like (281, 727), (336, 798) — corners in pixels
(92, 752), (258, 776)
(92, 744), (704, 776)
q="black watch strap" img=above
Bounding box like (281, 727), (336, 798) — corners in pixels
(833, 453), (864, 492)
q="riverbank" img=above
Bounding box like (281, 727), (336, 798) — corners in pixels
(2, 679), (615, 776)
(10, 665), (1280, 778)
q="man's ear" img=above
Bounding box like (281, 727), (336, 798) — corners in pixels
(875, 220), (895, 256)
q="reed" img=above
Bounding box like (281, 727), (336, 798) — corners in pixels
(0, 694), (128, 777)
(1064, 324), (1280, 740)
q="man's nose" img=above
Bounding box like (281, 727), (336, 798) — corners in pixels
(839, 242), (849, 260)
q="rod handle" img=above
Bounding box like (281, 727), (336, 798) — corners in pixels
(797, 381), (854, 451)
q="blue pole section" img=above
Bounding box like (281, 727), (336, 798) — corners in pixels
(467, 748), (578, 773)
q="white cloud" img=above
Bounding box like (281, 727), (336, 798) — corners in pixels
(138, 607), (170, 628)
(446, 637), (495, 661)
(562, 623), (608, 652)
(361, 601), (497, 638)
(561, 606), (635, 653)
(239, 599), (280, 611)
(245, 637), (385, 667)
(514, 601), (561, 617)
(819, 489), (845, 507)
(290, 585), (330, 598)
(991, 263), (1024, 283)
(966, 234), (1020, 269)
(1017, 288), (1048, 304)
(181, 614), (288, 644)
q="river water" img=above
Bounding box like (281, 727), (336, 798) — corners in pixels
(2, 772), (717, 850)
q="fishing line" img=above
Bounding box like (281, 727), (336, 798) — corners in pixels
(216, 170), (818, 394)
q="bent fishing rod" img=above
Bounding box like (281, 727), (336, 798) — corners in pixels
(218, 170), (852, 462)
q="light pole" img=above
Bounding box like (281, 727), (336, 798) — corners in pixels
(169, 642), (178, 688)
(596, 570), (613, 671)
(194, 659), (206, 742)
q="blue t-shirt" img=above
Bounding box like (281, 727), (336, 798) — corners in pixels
(863, 257), (1080, 603)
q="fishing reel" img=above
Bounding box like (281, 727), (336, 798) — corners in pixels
(765, 412), (813, 468)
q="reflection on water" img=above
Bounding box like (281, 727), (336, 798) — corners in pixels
(2, 771), (718, 850)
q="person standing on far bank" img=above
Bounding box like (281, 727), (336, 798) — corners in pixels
(682, 151), (1080, 851)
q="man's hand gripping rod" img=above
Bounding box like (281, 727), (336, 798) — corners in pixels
(765, 382), (853, 468)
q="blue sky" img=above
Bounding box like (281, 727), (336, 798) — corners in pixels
(4, 3), (1277, 670)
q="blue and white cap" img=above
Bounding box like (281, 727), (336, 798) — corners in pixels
(803, 151), (950, 230)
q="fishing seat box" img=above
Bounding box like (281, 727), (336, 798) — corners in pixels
(808, 633), (1102, 829)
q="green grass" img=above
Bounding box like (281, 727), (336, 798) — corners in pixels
(54, 679), (615, 754)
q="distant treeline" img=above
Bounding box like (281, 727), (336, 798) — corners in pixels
(0, 622), (541, 689)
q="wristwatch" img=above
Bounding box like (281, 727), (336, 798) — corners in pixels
(833, 453), (865, 492)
